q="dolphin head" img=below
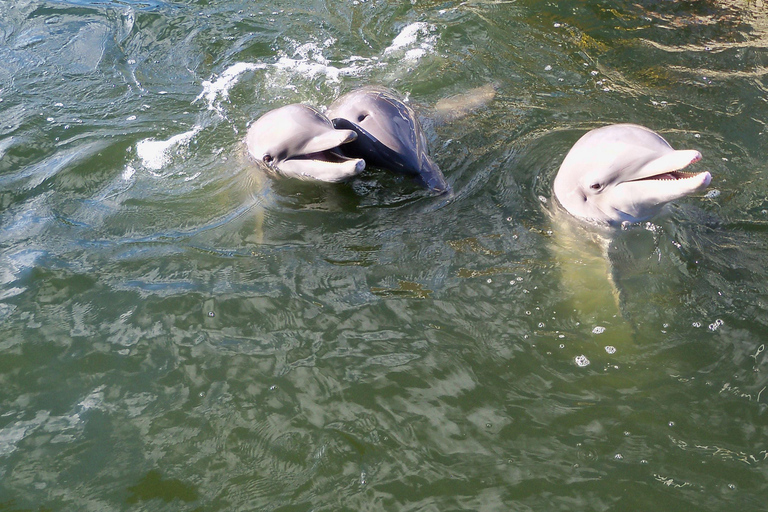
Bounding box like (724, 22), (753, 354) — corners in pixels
(245, 104), (365, 182)
(553, 124), (712, 225)
(327, 87), (450, 194)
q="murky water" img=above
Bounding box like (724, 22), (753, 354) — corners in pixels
(2, 0), (768, 509)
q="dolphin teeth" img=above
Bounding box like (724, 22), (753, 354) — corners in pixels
(633, 170), (707, 182)
(292, 149), (356, 165)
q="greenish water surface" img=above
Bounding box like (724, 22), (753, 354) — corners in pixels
(1, 0), (768, 510)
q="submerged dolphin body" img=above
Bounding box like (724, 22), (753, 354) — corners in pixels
(553, 124), (712, 225)
(326, 87), (450, 194)
(245, 104), (365, 182)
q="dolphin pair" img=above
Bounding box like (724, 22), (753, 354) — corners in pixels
(553, 124), (712, 225)
(245, 87), (449, 193)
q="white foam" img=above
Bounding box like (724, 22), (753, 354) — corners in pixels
(122, 164), (135, 180)
(383, 22), (436, 60)
(136, 126), (201, 171)
(195, 62), (267, 113)
(141, 25), (439, 172)
(272, 56), (361, 83)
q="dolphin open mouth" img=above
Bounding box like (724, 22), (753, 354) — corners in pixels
(291, 149), (359, 165)
(632, 169), (707, 182)
(627, 151), (709, 184)
(277, 129), (366, 180)
(279, 143), (365, 181)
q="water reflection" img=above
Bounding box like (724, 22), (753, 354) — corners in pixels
(2, 0), (768, 509)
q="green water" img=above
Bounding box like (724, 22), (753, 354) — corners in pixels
(1, 0), (767, 510)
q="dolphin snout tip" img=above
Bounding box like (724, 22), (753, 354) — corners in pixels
(691, 151), (703, 165)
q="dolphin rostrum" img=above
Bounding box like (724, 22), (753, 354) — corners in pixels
(326, 86), (450, 194)
(553, 124), (712, 225)
(245, 104), (365, 182)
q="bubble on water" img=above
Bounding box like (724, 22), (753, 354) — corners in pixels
(668, 421), (675, 427)
(126, 115), (136, 121)
(708, 319), (724, 331)
(575, 355), (590, 367)
(207, 311), (215, 317)
(605, 346), (616, 354)
(592, 326), (605, 334)
(705, 189), (720, 199)
(692, 322), (701, 328)
(544, 64), (553, 71)
(614, 453), (623, 460)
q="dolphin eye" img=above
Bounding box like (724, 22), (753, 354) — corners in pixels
(590, 182), (602, 190)
(357, 113), (368, 122)
(263, 154), (273, 164)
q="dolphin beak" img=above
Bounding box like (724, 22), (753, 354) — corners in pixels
(279, 157), (365, 182)
(609, 149), (711, 219)
(300, 128), (358, 155)
(628, 150), (709, 185)
(278, 127), (365, 182)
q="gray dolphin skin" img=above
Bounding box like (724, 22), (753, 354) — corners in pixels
(326, 86), (450, 194)
(245, 104), (365, 182)
(553, 124), (712, 225)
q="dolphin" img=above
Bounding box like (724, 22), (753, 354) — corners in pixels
(326, 86), (450, 194)
(553, 124), (712, 225)
(245, 104), (365, 182)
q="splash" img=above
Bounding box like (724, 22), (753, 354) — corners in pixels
(383, 22), (436, 61)
(136, 126), (201, 171)
(195, 62), (267, 114)
(136, 22), (439, 173)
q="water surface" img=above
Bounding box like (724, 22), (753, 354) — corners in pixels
(1, 0), (768, 510)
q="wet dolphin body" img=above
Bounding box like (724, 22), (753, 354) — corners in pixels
(553, 124), (712, 225)
(245, 104), (365, 182)
(326, 87), (450, 194)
